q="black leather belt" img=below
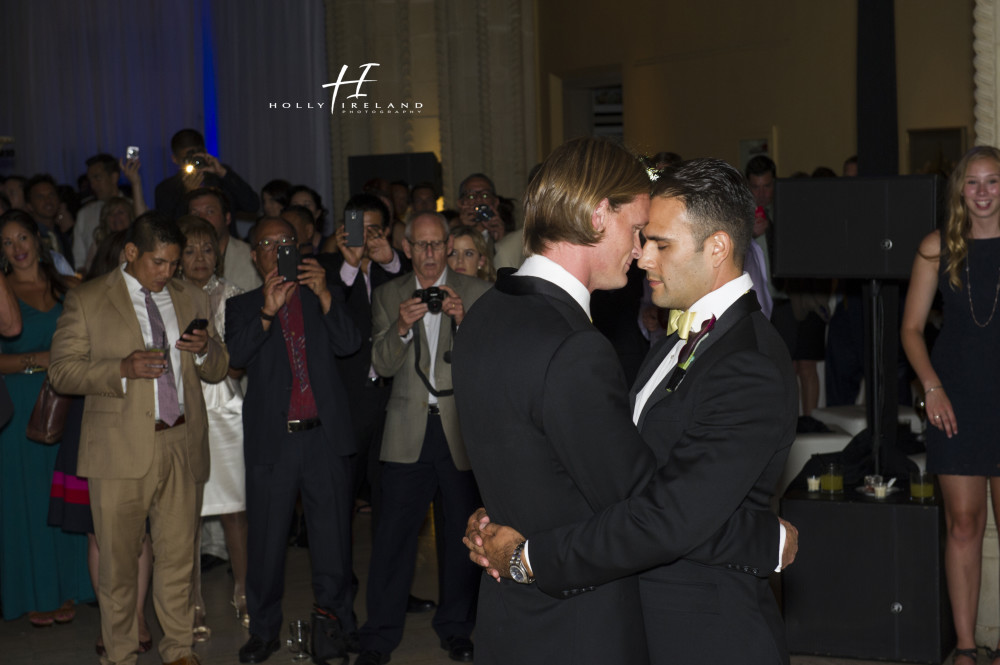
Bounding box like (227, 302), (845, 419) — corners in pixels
(428, 404), (440, 416)
(287, 418), (321, 433)
(367, 376), (392, 388)
(154, 414), (186, 431)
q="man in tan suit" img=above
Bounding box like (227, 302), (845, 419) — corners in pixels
(356, 212), (489, 665)
(50, 212), (228, 665)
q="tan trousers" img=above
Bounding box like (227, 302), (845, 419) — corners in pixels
(89, 424), (203, 665)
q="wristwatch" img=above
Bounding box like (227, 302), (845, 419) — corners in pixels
(509, 540), (534, 584)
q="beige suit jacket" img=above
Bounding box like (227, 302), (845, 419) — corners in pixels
(49, 269), (229, 481)
(371, 269), (490, 470)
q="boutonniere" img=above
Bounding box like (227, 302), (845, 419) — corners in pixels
(664, 315), (716, 393)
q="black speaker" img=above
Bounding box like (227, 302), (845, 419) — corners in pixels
(347, 152), (441, 197)
(781, 489), (954, 663)
(773, 175), (943, 279)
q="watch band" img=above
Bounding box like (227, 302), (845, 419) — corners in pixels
(509, 540), (534, 584)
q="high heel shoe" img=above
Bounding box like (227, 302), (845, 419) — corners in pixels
(193, 605), (211, 642)
(232, 594), (250, 629)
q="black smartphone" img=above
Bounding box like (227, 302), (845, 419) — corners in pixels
(345, 209), (365, 247)
(277, 244), (301, 282)
(182, 318), (208, 337)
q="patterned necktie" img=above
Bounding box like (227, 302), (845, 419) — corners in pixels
(141, 287), (180, 425)
(666, 309), (698, 340)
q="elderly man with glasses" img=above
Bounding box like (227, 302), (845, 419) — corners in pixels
(354, 212), (490, 665)
(225, 216), (361, 665)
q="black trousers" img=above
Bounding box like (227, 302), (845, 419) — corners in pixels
(246, 427), (354, 641)
(360, 414), (479, 654)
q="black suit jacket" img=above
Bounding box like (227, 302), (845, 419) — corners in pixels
(225, 285), (360, 466)
(318, 252), (402, 387)
(529, 292), (797, 664)
(453, 275), (779, 665)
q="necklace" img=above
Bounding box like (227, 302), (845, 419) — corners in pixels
(965, 246), (1000, 327)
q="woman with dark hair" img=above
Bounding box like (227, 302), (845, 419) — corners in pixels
(260, 179), (292, 218)
(901, 145), (1000, 665)
(287, 184), (327, 248)
(0, 210), (89, 626)
(176, 215), (250, 636)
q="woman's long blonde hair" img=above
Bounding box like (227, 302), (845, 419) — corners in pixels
(940, 145), (1000, 290)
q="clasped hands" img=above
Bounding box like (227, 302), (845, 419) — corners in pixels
(462, 508), (800, 583)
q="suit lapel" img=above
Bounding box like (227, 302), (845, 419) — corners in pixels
(166, 279), (193, 376)
(106, 269), (143, 344)
(496, 271), (590, 326)
(631, 333), (680, 408)
(635, 292), (760, 428)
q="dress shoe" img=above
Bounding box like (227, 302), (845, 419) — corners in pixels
(354, 650), (391, 665)
(200, 553), (227, 572)
(163, 654), (202, 665)
(406, 594), (436, 613)
(440, 636), (474, 662)
(239, 635), (280, 663)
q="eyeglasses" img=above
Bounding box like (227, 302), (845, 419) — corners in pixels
(255, 235), (297, 252)
(410, 240), (446, 252)
(459, 190), (494, 203)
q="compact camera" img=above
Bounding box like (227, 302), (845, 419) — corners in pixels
(413, 286), (445, 314)
(474, 204), (493, 223)
(183, 153), (207, 173)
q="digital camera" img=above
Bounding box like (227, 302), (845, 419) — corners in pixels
(413, 286), (445, 314)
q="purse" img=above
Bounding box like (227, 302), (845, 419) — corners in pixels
(26, 376), (71, 444)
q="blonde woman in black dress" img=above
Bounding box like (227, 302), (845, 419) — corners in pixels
(902, 145), (1000, 665)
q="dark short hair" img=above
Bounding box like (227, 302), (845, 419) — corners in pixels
(23, 173), (57, 201)
(458, 173), (496, 196)
(261, 179), (292, 207)
(745, 155), (776, 179)
(411, 181), (438, 197)
(85, 153), (120, 176)
(281, 205), (316, 234)
(344, 193), (390, 228)
(652, 158), (753, 271)
(170, 129), (205, 158)
(184, 186), (231, 216)
(127, 211), (186, 255)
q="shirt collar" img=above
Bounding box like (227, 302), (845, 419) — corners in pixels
(414, 267), (449, 290)
(515, 254), (591, 319)
(685, 272), (754, 331)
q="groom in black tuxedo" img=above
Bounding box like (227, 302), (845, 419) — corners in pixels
(454, 142), (797, 665)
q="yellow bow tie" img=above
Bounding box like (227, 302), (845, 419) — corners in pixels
(666, 310), (698, 340)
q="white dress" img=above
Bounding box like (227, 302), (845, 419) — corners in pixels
(200, 275), (247, 515)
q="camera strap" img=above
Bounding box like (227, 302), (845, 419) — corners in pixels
(411, 325), (454, 398)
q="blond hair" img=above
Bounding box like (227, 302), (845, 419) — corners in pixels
(936, 145), (1000, 290)
(523, 137), (649, 256)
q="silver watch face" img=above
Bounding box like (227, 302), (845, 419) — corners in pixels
(510, 563), (528, 584)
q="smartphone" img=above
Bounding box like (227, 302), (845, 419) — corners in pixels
(182, 318), (208, 338)
(345, 209), (365, 247)
(277, 245), (301, 282)
(126, 146), (140, 163)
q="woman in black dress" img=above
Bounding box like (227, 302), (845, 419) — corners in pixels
(902, 145), (1000, 664)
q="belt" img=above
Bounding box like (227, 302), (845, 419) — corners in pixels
(366, 376), (392, 388)
(154, 414), (186, 431)
(428, 404), (440, 416)
(287, 418), (321, 433)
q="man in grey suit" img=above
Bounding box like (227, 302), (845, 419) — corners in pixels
(356, 212), (490, 665)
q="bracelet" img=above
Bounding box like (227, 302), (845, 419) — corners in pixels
(925, 385), (944, 395)
(259, 309), (276, 322)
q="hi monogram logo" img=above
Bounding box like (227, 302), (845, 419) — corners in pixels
(268, 63), (423, 116)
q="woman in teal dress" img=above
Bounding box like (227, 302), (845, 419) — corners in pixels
(0, 209), (91, 624)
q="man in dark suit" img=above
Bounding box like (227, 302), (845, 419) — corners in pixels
(225, 217), (360, 665)
(321, 194), (403, 515)
(355, 212), (490, 665)
(454, 141), (796, 665)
